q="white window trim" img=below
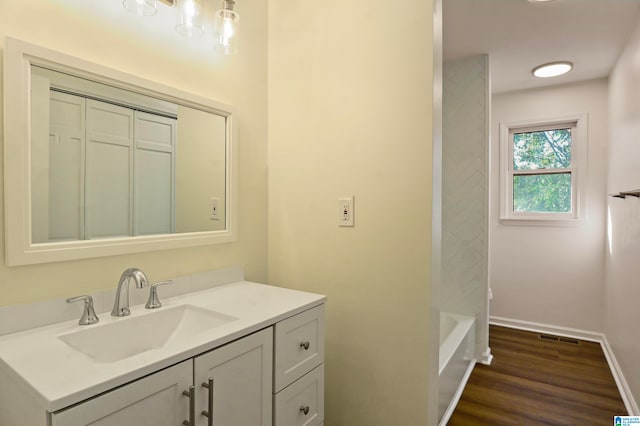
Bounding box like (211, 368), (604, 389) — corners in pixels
(499, 113), (588, 226)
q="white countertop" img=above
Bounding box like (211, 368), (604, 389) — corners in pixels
(0, 281), (325, 412)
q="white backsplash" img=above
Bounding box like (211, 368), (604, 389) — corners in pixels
(0, 265), (244, 336)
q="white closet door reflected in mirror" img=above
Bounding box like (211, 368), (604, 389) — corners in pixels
(31, 76), (176, 243)
(134, 110), (176, 237)
(4, 37), (236, 265)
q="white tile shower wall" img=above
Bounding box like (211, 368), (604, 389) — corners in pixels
(442, 55), (489, 356)
(0, 265), (244, 336)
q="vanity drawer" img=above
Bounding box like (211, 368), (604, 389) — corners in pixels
(274, 304), (324, 391)
(274, 364), (324, 426)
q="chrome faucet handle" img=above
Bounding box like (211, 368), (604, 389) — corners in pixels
(66, 295), (100, 325)
(145, 280), (173, 309)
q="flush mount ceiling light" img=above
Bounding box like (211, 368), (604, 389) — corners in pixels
(123, 0), (240, 55)
(532, 61), (573, 78)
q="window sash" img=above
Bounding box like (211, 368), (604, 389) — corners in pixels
(509, 124), (575, 169)
(512, 168), (572, 176)
(500, 115), (585, 224)
(512, 171), (573, 214)
(512, 130), (572, 172)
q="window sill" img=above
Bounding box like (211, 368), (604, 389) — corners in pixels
(499, 216), (584, 227)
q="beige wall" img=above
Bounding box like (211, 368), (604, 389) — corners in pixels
(0, 0), (267, 305)
(176, 106), (226, 232)
(268, 1), (434, 424)
(1, 0), (438, 422)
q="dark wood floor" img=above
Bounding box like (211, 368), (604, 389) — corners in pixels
(448, 325), (627, 425)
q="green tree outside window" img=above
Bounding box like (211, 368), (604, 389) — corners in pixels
(512, 129), (572, 213)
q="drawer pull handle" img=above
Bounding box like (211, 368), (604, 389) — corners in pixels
(300, 405), (310, 415)
(300, 341), (310, 350)
(201, 377), (214, 426)
(182, 385), (195, 426)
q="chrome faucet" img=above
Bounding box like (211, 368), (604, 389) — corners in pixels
(111, 268), (150, 317)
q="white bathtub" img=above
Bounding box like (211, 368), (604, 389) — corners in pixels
(438, 312), (476, 425)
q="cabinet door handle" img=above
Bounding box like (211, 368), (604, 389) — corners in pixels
(300, 341), (310, 350)
(201, 377), (214, 426)
(300, 405), (310, 415)
(182, 385), (195, 426)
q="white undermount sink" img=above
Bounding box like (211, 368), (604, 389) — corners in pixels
(58, 305), (238, 363)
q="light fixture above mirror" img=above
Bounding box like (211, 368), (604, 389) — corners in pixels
(175, 0), (205, 38)
(123, 0), (158, 16)
(213, 0), (240, 55)
(123, 0), (240, 55)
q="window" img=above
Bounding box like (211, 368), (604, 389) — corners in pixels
(499, 115), (587, 224)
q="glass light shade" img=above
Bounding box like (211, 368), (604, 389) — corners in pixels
(175, 0), (205, 38)
(532, 62), (573, 78)
(123, 0), (157, 16)
(213, 7), (240, 55)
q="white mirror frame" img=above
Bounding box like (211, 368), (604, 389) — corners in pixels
(3, 37), (237, 265)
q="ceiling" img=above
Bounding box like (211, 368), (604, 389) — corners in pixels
(443, 0), (640, 94)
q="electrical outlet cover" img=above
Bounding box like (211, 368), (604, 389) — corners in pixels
(209, 197), (220, 220)
(338, 196), (354, 227)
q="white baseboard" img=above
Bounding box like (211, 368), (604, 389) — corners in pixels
(490, 315), (603, 342)
(489, 315), (638, 416)
(601, 335), (640, 416)
(439, 359), (476, 426)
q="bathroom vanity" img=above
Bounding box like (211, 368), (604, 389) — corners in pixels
(0, 281), (325, 426)
(1, 37), (325, 425)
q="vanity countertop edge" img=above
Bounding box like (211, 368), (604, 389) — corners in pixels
(0, 281), (326, 412)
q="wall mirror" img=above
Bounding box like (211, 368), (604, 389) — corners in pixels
(4, 37), (236, 265)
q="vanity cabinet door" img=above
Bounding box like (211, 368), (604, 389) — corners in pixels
(194, 327), (273, 426)
(50, 360), (191, 426)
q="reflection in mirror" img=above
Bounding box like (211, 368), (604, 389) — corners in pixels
(4, 37), (236, 265)
(29, 66), (226, 243)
